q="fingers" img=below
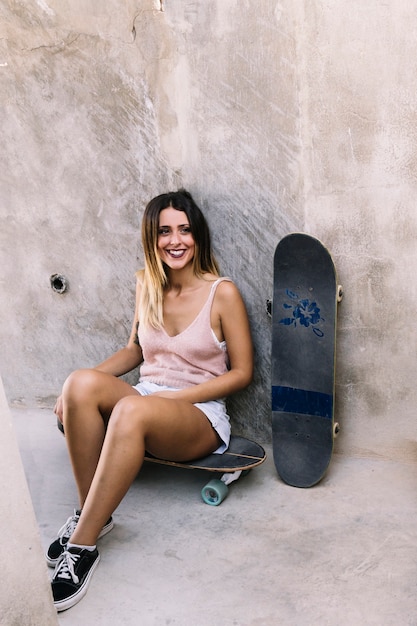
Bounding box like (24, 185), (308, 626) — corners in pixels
(54, 395), (63, 423)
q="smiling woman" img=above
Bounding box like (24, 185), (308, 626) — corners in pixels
(46, 189), (253, 611)
(139, 190), (220, 330)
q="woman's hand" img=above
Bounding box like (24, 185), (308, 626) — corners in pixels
(54, 395), (64, 424)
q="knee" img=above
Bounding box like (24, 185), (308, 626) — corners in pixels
(62, 368), (101, 404)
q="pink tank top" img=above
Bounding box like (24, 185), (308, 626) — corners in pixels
(138, 278), (231, 389)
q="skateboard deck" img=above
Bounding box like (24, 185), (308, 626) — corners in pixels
(144, 435), (266, 505)
(271, 233), (341, 488)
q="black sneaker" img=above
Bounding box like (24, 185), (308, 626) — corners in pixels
(46, 509), (113, 567)
(51, 546), (100, 611)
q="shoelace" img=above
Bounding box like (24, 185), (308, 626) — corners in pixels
(54, 550), (80, 584)
(57, 514), (79, 546)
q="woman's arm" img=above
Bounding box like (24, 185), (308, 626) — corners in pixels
(153, 280), (253, 404)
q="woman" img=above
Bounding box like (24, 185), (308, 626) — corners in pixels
(48, 189), (253, 611)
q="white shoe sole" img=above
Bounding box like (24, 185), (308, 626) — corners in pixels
(54, 553), (100, 612)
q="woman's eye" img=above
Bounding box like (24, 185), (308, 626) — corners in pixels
(158, 226), (191, 235)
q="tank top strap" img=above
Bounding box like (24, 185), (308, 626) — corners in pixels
(205, 277), (233, 312)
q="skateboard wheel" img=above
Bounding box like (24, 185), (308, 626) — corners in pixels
(201, 479), (229, 506)
(333, 422), (340, 438)
(337, 285), (343, 302)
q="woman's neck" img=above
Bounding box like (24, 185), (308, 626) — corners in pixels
(166, 266), (199, 293)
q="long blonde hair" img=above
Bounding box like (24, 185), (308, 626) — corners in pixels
(138, 190), (219, 329)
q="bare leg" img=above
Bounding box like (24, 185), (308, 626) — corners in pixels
(70, 394), (220, 546)
(61, 369), (140, 507)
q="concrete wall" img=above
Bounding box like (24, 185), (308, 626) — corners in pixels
(297, 1), (417, 461)
(1, 1), (416, 460)
(0, 377), (58, 625)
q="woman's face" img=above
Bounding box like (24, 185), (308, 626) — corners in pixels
(157, 207), (195, 270)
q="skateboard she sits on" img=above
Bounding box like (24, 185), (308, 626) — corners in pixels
(57, 419), (265, 506)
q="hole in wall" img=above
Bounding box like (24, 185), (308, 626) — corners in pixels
(50, 274), (68, 294)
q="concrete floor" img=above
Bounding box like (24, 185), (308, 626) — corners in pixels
(12, 407), (417, 626)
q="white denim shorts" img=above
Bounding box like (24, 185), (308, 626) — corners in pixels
(132, 379), (230, 454)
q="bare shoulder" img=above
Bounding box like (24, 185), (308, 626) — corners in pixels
(135, 269), (144, 293)
(135, 269), (145, 285)
(215, 279), (245, 306)
(214, 279), (251, 348)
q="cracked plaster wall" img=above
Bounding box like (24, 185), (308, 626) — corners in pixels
(1, 0), (416, 460)
(298, 1), (417, 461)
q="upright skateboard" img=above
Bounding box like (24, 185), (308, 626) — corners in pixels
(271, 233), (342, 487)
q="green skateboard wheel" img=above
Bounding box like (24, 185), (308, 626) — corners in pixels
(201, 479), (229, 505)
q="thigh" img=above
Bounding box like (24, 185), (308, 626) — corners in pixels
(112, 395), (221, 462)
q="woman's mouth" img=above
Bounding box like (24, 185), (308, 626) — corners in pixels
(167, 249), (186, 259)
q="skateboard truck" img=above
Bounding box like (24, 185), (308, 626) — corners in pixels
(266, 299), (272, 318)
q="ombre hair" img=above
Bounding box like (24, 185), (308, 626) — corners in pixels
(138, 190), (220, 328)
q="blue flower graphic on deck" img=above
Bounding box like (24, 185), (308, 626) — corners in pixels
(279, 289), (324, 337)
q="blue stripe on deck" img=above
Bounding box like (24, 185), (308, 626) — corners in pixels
(272, 386), (333, 419)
